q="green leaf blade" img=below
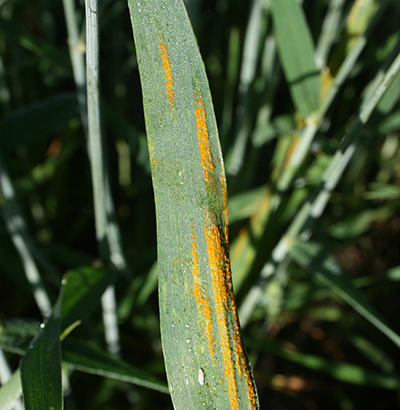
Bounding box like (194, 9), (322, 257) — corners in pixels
(62, 338), (169, 394)
(289, 240), (400, 349)
(20, 300), (63, 410)
(270, 0), (320, 118)
(128, 1), (259, 409)
(0, 369), (22, 410)
(60, 266), (116, 333)
(263, 340), (400, 389)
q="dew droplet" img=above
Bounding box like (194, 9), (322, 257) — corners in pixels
(185, 338), (192, 344)
(40, 323), (45, 329)
(198, 368), (205, 386)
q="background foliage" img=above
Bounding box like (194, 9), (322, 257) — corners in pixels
(0, 0), (399, 409)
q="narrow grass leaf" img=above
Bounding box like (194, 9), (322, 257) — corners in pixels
(329, 207), (393, 239)
(345, 0), (379, 54)
(20, 294), (63, 410)
(240, 51), (400, 326)
(315, 0), (345, 67)
(0, 154), (52, 317)
(261, 339), (400, 389)
(85, 0), (122, 357)
(127, 1), (259, 408)
(363, 182), (400, 200)
(228, 186), (267, 224)
(60, 266), (116, 332)
(221, 27), (241, 147)
(136, 262), (159, 306)
(2, 267), (115, 353)
(62, 338), (169, 394)
(349, 333), (395, 374)
(270, 0), (320, 117)
(227, 0), (265, 174)
(0, 369), (22, 410)
(0, 320), (39, 356)
(19, 265), (117, 409)
(377, 69), (400, 113)
(290, 240), (400, 348)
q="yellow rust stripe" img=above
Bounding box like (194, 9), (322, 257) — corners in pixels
(159, 38), (174, 108)
(191, 228), (215, 361)
(192, 93), (239, 408)
(222, 223), (259, 409)
(194, 95), (215, 184)
(204, 211), (258, 409)
(203, 213), (239, 409)
(194, 96), (258, 409)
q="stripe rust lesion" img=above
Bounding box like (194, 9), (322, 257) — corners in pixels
(191, 227), (215, 361)
(193, 94), (215, 185)
(203, 211), (238, 408)
(192, 88), (258, 409)
(203, 210), (258, 409)
(159, 37), (174, 108)
(193, 93), (227, 216)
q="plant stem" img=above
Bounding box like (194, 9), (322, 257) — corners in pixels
(85, 0), (121, 356)
(62, 0), (88, 134)
(0, 153), (52, 318)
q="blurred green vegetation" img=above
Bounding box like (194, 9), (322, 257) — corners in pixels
(0, 0), (399, 409)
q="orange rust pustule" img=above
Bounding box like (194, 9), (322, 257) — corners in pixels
(193, 89), (258, 409)
(205, 210), (258, 409)
(191, 230), (215, 361)
(218, 216), (259, 409)
(203, 210), (239, 409)
(193, 95), (215, 183)
(159, 39), (175, 108)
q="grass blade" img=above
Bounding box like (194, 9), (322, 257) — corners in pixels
(85, 0), (121, 357)
(0, 351), (23, 410)
(62, 0), (88, 133)
(127, 1), (259, 408)
(315, 0), (345, 68)
(0, 369), (22, 410)
(19, 264), (117, 410)
(239, 50), (400, 327)
(0, 154), (52, 318)
(227, 0), (265, 174)
(60, 267), (116, 333)
(262, 339), (400, 389)
(275, 0), (391, 194)
(270, 0), (320, 118)
(290, 240), (400, 349)
(20, 294), (63, 410)
(62, 338), (169, 394)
